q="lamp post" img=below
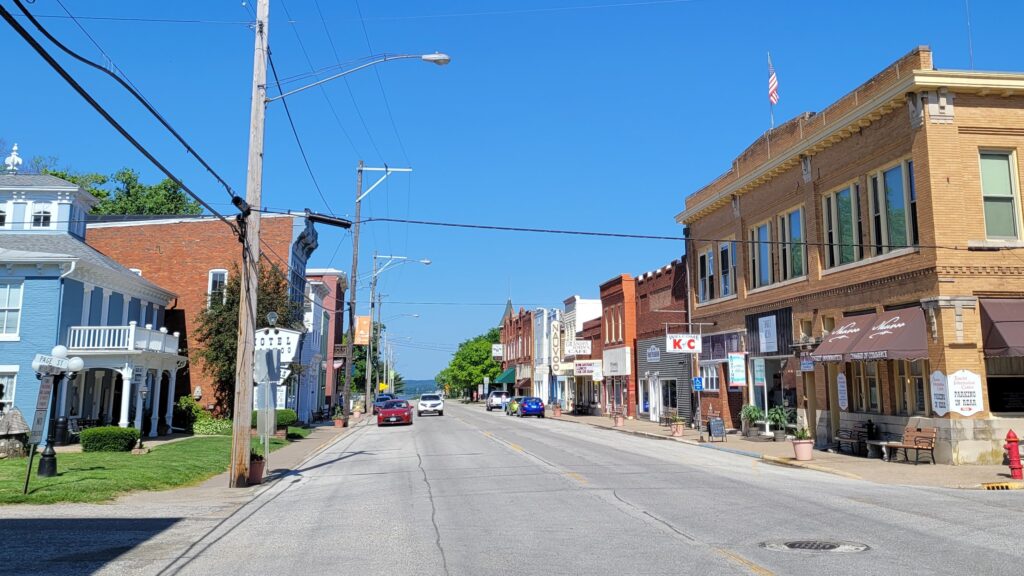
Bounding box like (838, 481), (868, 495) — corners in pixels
(230, 0), (449, 488)
(35, 346), (84, 478)
(363, 255), (430, 410)
(136, 384), (149, 451)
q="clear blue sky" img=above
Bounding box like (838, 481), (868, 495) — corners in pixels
(4, 0), (1024, 378)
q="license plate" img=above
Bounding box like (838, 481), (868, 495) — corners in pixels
(387, 417), (399, 422)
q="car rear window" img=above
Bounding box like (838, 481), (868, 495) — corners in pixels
(422, 395), (440, 401)
(384, 401), (408, 408)
(526, 397), (542, 402)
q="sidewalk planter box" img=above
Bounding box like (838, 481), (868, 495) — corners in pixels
(333, 418), (346, 428)
(553, 405), (562, 417)
(613, 413), (625, 427)
(670, 423), (684, 437)
(793, 439), (814, 461)
(248, 459), (265, 485)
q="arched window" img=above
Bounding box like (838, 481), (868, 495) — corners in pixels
(32, 209), (51, 228)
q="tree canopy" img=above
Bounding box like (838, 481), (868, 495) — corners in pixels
(435, 328), (502, 396)
(44, 167), (202, 216)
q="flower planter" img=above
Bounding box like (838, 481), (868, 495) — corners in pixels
(613, 414), (625, 427)
(553, 405), (562, 417)
(792, 439), (814, 461)
(670, 423), (684, 437)
(333, 418), (346, 428)
(248, 459), (266, 485)
(773, 429), (787, 442)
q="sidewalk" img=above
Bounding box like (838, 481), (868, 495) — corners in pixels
(550, 410), (1017, 489)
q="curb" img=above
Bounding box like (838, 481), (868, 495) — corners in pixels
(551, 415), (861, 481)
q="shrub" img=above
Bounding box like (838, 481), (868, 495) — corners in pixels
(176, 395), (204, 431)
(192, 416), (233, 436)
(251, 409), (298, 428)
(80, 426), (140, 452)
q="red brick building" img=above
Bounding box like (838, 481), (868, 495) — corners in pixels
(306, 268), (347, 407)
(600, 274), (637, 417)
(500, 306), (534, 395)
(86, 214), (318, 410)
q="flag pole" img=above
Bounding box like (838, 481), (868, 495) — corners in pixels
(768, 51), (775, 130)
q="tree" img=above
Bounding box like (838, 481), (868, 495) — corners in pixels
(435, 328), (502, 397)
(193, 262), (300, 415)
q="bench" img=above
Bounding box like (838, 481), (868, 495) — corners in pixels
(834, 423), (868, 456)
(889, 426), (937, 465)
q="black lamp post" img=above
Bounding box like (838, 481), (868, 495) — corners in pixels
(36, 347), (84, 478)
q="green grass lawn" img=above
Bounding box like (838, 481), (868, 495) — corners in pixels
(0, 435), (288, 505)
(286, 426), (311, 439)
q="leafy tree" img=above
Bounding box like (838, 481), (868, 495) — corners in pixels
(435, 328), (502, 396)
(193, 262), (300, 415)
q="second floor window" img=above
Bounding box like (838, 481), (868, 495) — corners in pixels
(981, 151), (1019, 240)
(748, 222), (773, 289)
(32, 209), (51, 228)
(869, 160), (918, 254)
(0, 281), (23, 337)
(208, 269), (228, 307)
(0, 209), (6, 227)
(719, 241), (735, 297)
(778, 207), (805, 280)
(823, 186), (857, 268)
(698, 249), (715, 302)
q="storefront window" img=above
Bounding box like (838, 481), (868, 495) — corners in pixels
(700, 364), (720, 391)
(895, 359), (930, 416)
(985, 357), (1024, 413)
(851, 362), (880, 413)
(662, 379), (678, 410)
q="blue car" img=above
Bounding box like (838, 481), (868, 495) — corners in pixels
(517, 397), (545, 418)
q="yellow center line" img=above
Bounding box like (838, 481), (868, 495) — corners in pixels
(715, 548), (775, 576)
(565, 471), (588, 485)
(507, 442), (524, 452)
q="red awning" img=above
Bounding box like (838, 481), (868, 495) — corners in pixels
(514, 379), (532, 390)
(810, 314), (877, 362)
(981, 299), (1024, 358)
(847, 308), (929, 361)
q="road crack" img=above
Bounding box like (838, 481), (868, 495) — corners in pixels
(416, 452), (451, 576)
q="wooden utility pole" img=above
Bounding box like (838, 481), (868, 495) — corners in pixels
(364, 253), (379, 405)
(230, 0), (269, 488)
(344, 161), (364, 417)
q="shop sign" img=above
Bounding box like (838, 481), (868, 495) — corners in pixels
(565, 339), (592, 356)
(646, 345), (661, 363)
(837, 373), (849, 411)
(574, 360), (601, 377)
(666, 334), (701, 353)
(752, 358), (766, 387)
(758, 316), (778, 353)
(603, 347), (632, 376)
(948, 369), (983, 417)
(355, 316), (372, 345)
(930, 370), (948, 416)
(728, 353), (746, 389)
(799, 355), (814, 372)
(550, 321), (561, 366)
(592, 365), (604, 382)
(491, 344), (504, 358)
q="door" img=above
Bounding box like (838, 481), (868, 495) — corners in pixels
(649, 379), (662, 422)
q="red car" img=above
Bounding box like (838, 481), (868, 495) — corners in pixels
(377, 400), (413, 426)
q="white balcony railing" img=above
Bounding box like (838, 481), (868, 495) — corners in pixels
(67, 322), (180, 355)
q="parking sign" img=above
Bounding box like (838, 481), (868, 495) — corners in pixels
(692, 377), (704, 392)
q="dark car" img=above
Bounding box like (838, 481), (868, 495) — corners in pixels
(377, 400), (413, 426)
(372, 394), (395, 415)
(518, 397), (545, 418)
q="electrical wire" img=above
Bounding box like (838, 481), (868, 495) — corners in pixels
(359, 0), (697, 21)
(0, 4), (237, 235)
(16, 13), (255, 25)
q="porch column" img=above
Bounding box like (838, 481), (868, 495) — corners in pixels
(165, 368), (177, 431)
(133, 368), (149, 431)
(99, 288), (112, 326)
(149, 369), (163, 437)
(81, 284), (93, 325)
(91, 371), (102, 419)
(118, 366), (132, 428)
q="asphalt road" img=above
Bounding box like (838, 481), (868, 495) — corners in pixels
(5, 402), (1023, 575)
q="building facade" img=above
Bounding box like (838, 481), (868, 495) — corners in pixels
(305, 268), (346, 408)
(560, 295), (601, 411)
(500, 307), (534, 396)
(678, 46), (1024, 463)
(0, 160), (183, 440)
(600, 274), (637, 418)
(86, 213), (318, 412)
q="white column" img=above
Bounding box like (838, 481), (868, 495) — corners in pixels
(149, 369), (163, 437)
(133, 369), (148, 431)
(118, 366), (132, 428)
(92, 371), (103, 419)
(165, 368), (177, 430)
(99, 288), (112, 326)
(81, 284), (93, 325)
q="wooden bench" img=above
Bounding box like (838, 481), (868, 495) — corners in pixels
(889, 426), (937, 465)
(834, 423), (868, 456)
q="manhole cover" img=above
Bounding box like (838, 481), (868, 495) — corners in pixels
(760, 540), (870, 553)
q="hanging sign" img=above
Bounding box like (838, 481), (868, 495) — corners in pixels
(930, 370), (948, 416)
(800, 355), (814, 372)
(355, 316), (372, 345)
(728, 352), (746, 389)
(753, 358), (766, 387)
(758, 316), (778, 353)
(948, 369), (983, 416)
(491, 344), (504, 358)
(592, 364), (604, 382)
(646, 345), (661, 364)
(550, 321), (561, 367)
(666, 334), (701, 353)
(837, 373), (849, 411)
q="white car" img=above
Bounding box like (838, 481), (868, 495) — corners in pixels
(486, 390), (510, 411)
(417, 394), (444, 417)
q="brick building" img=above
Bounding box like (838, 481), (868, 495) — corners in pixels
(86, 214), (318, 411)
(499, 306), (534, 396)
(572, 317), (604, 413)
(634, 259), (698, 425)
(305, 268), (347, 407)
(600, 274), (637, 418)
(677, 46), (1024, 463)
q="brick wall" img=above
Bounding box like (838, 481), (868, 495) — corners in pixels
(635, 259), (687, 340)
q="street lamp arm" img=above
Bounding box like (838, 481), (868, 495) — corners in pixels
(266, 53), (449, 103)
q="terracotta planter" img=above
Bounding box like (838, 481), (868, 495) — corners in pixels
(792, 439), (814, 461)
(333, 418), (346, 428)
(613, 414), (625, 427)
(553, 405), (562, 417)
(671, 423), (684, 437)
(248, 459), (266, 484)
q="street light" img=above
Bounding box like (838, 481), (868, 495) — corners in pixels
(266, 53), (451, 102)
(36, 345), (84, 478)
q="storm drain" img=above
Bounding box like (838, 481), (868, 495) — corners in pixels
(981, 482), (1024, 490)
(760, 540), (870, 553)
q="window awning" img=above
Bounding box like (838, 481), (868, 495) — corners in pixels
(494, 367), (516, 384)
(514, 378), (532, 390)
(848, 307), (929, 361)
(810, 314), (877, 362)
(981, 299), (1024, 358)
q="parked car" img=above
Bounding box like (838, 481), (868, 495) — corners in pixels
(506, 396), (524, 416)
(418, 394), (444, 417)
(377, 400), (413, 426)
(372, 394), (395, 415)
(517, 397), (545, 418)
(486, 390), (510, 412)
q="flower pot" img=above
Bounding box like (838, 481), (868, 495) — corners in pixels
(792, 439), (814, 461)
(333, 418), (345, 428)
(553, 405), (562, 417)
(671, 423), (684, 437)
(773, 429), (787, 442)
(248, 459), (266, 485)
(613, 414), (625, 427)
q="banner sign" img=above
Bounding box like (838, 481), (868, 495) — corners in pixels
(758, 316), (778, 353)
(491, 344), (503, 358)
(753, 358), (766, 387)
(666, 334), (702, 353)
(728, 353), (746, 389)
(574, 360), (602, 377)
(837, 373), (849, 411)
(355, 316), (372, 346)
(565, 340), (592, 355)
(948, 369), (983, 416)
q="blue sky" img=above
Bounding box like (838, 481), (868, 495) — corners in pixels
(4, 0), (1024, 378)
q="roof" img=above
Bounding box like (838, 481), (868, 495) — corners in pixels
(0, 233), (175, 301)
(499, 298), (514, 326)
(87, 212), (296, 228)
(0, 173), (80, 189)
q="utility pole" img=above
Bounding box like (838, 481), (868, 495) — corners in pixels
(230, 0), (268, 488)
(344, 161), (364, 417)
(364, 254), (379, 405)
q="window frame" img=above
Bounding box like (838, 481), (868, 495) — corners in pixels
(207, 269), (228, 308)
(697, 247), (716, 303)
(778, 206), (806, 281)
(748, 219), (774, 289)
(700, 364), (721, 391)
(979, 149), (1021, 240)
(867, 158), (917, 253)
(822, 183), (859, 268)
(31, 208), (53, 229)
(0, 366), (18, 408)
(894, 359), (930, 416)
(719, 240), (736, 298)
(0, 280), (23, 340)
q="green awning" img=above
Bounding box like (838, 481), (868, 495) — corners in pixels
(494, 367), (515, 384)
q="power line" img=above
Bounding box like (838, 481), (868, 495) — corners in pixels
(358, 0), (696, 21)
(0, 3), (237, 234)
(15, 13), (255, 26)
(353, 0), (410, 165)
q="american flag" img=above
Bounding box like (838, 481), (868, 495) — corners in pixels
(768, 55), (779, 105)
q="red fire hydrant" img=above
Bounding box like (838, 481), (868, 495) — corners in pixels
(1006, 429), (1023, 481)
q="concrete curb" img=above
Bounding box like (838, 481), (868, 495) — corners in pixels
(551, 415), (862, 481)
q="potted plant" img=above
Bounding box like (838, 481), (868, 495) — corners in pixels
(792, 427), (814, 461)
(248, 449), (265, 485)
(612, 411), (625, 427)
(740, 404), (763, 437)
(552, 402), (562, 417)
(766, 406), (791, 441)
(669, 413), (685, 437)
(332, 405), (347, 428)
